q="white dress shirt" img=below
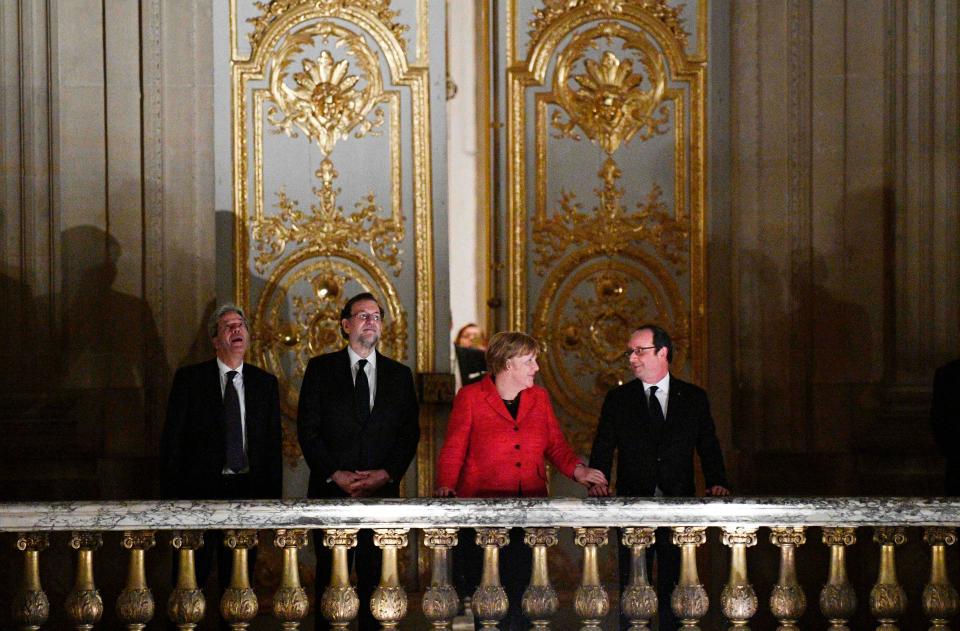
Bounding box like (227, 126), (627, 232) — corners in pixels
(347, 347), (377, 409)
(642, 373), (670, 418)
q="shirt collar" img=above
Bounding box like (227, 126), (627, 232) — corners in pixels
(216, 357), (244, 378)
(347, 346), (377, 369)
(642, 372), (670, 394)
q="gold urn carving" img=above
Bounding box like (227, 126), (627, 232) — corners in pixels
(168, 530), (206, 630)
(769, 527), (807, 631)
(221, 530), (259, 630)
(820, 527), (858, 631)
(371, 529), (410, 629)
(621, 527), (657, 631)
(923, 527), (959, 631)
(422, 528), (460, 629)
(320, 529), (360, 630)
(472, 528), (510, 629)
(574, 527), (610, 631)
(273, 529), (310, 629)
(522, 527), (561, 628)
(671, 527), (709, 630)
(65, 531), (104, 631)
(870, 527), (907, 631)
(720, 527), (758, 629)
(13, 533), (50, 631)
(117, 531), (156, 630)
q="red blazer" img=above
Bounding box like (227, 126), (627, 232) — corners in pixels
(436, 376), (582, 498)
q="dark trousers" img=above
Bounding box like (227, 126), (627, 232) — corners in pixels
(314, 528), (382, 631)
(454, 527), (532, 631)
(618, 526), (679, 631)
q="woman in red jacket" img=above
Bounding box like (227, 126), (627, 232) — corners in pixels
(436, 331), (607, 630)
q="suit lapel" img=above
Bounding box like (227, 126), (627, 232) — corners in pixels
(481, 377), (516, 424)
(206, 359), (225, 427)
(371, 351), (386, 417)
(241, 365), (258, 441)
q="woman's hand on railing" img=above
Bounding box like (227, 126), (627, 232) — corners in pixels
(434, 486), (456, 498)
(572, 464), (608, 489)
(706, 485), (731, 497)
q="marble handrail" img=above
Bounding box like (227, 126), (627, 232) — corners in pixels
(1, 497), (958, 531)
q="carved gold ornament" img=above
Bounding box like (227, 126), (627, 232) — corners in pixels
(529, 0), (688, 51)
(267, 22), (385, 155)
(552, 24), (668, 154)
(248, 0), (408, 52)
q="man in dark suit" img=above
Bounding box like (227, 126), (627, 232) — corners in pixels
(297, 292), (420, 631)
(589, 324), (729, 631)
(931, 358), (960, 494)
(160, 303), (282, 621)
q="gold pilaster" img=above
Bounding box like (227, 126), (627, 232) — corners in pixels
(472, 528), (509, 630)
(220, 530), (259, 630)
(923, 527), (959, 631)
(320, 529), (360, 630)
(671, 527), (709, 630)
(273, 529), (310, 630)
(621, 527), (657, 631)
(820, 527), (857, 631)
(769, 527), (807, 631)
(13, 533), (50, 631)
(167, 530), (206, 631)
(522, 527), (560, 629)
(422, 528), (460, 629)
(65, 531), (104, 631)
(117, 531), (156, 630)
(871, 528), (907, 631)
(371, 529), (410, 629)
(721, 527), (758, 630)
(574, 527), (609, 631)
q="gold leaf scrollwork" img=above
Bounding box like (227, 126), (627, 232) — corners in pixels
(552, 24), (669, 154)
(248, 0), (408, 53)
(252, 158), (404, 275)
(267, 22), (385, 155)
(529, 0), (688, 51)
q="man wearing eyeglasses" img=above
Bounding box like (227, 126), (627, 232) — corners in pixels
(588, 323), (729, 631)
(297, 291), (420, 631)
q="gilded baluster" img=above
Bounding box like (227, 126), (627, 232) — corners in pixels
(620, 527), (657, 631)
(272, 529), (310, 630)
(422, 528), (460, 630)
(522, 527), (560, 629)
(64, 531), (104, 631)
(117, 531), (156, 630)
(769, 527), (807, 631)
(472, 527), (509, 630)
(320, 529), (360, 630)
(220, 530), (259, 630)
(167, 530), (206, 630)
(13, 532), (50, 631)
(371, 529), (410, 629)
(923, 527), (959, 631)
(671, 527), (709, 631)
(721, 527), (758, 630)
(871, 527), (907, 631)
(574, 527), (609, 631)
(819, 527), (857, 631)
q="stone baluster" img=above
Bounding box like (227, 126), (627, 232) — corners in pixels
(769, 527), (807, 631)
(574, 527), (610, 631)
(522, 527), (560, 629)
(819, 527), (857, 631)
(220, 530), (259, 630)
(620, 527), (657, 631)
(371, 529), (410, 629)
(871, 527), (907, 631)
(421, 528), (460, 629)
(117, 531), (156, 630)
(64, 532), (104, 631)
(320, 529), (360, 631)
(12, 533), (50, 631)
(671, 526), (709, 630)
(472, 527), (509, 630)
(721, 527), (758, 629)
(167, 530), (206, 630)
(272, 529), (310, 630)
(923, 527), (959, 631)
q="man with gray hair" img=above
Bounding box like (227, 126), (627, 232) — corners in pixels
(160, 303), (282, 626)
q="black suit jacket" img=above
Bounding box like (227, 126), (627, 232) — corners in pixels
(589, 375), (728, 497)
(297, 347), (420, 498)
(931, 358), (960, 494)
(160, 359), (283, 499)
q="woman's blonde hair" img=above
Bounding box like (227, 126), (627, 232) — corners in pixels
(485, 331), (539, 375)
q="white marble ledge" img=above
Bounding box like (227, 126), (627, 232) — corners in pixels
(1, 497), (959, 532)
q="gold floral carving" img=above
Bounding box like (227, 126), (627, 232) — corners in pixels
(267, 22), (385, 155)
(551, 24), (668, 154)
(529, 0), (688, 51)
(247, 0), (408, 52)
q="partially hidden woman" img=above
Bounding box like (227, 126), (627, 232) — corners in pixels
(435, 331), (607, 631)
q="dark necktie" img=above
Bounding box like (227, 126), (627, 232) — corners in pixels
(355, 358), (371, 423)
(648, 385), (666, 434)
(224, 370), (247, 472)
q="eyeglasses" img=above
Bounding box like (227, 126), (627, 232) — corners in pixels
(623, 346), (655, 359)
(351, 312), (383, 323)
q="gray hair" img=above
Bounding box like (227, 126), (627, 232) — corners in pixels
(208, 303), (247, 338)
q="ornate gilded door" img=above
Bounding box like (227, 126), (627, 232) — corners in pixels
(498, 0), (708, 449)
